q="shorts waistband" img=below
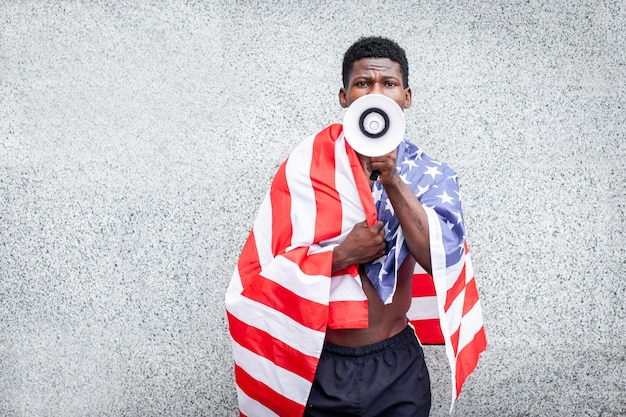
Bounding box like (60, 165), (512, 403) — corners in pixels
(322, 325), (416, 358)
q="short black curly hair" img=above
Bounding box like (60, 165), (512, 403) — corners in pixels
(342, 36), (409, 88)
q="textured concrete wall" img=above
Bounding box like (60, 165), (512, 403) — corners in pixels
(1, 1), (624, 416)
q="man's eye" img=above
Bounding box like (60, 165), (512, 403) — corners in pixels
(356, 81), (369, 87)
(385, 82), (397, 87)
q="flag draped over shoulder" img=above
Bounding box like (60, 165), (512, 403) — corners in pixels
(225, 124), (486, 416)
(377, 137), (488, 402)
(408, 216), (487, 402)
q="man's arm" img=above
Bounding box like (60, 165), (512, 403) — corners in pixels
(365, 150), (433, 275)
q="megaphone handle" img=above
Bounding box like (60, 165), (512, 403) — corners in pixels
(369, 170), (380, 181)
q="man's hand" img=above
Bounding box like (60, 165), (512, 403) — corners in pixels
(332, 220), (386, 273)
(365, 149), (398, 185)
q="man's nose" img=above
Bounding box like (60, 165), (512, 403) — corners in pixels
(370, 82), (384, 95)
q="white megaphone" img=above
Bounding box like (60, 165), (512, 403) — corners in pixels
(343, 93), (405, 158)
(343, 94), (406, 180)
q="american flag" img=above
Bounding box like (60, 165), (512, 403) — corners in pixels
(225, 124), (486, 416)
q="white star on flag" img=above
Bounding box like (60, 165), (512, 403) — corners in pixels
(372, 184), (383, 203)
(385, 198), (395, 215)
(424, 165), (442, 180)
(416, 184), (429, 197)
(402, 156), (419, 170)
(373, 255), (385, 265)
(438, 190), (454, 205)
(384, 221), (399, 239)
(378, 264), (390, 279)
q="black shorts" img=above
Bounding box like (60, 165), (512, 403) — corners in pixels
(304, 325), (431, 417)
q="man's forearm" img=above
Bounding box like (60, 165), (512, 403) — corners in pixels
(331, 244), (353, 273)
(382, 175), (432, 275)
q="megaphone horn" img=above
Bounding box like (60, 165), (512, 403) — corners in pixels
(359, 107), (389, 138)
(343, 94), (405, 158)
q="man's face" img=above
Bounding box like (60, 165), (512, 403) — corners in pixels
(339, 57), (412, 110)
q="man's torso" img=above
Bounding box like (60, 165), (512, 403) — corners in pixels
(324, 254), (416, 347)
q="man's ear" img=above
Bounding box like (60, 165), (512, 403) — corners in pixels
(339, 88), (348, 108)
(404, 87), (412, 109)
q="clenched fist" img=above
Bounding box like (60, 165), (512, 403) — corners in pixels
(332, 220), (387, 272)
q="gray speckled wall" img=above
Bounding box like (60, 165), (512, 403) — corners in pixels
(1, 1), (624, 416)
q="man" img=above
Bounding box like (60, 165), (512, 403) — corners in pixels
(225, 37), (485, 417)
